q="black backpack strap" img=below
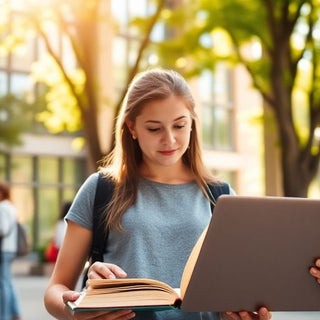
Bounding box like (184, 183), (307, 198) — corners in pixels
(91, 172), (115, 263)
(207, 182), (230, 212)
(82, 173), (115, 288)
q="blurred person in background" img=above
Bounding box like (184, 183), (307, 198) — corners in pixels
(45, 202), (71, 263)
(0, 181), (22, 320)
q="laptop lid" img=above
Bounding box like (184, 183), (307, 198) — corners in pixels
(181, 195), (320, 312)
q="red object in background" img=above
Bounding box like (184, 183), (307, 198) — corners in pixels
(45, 242), (59, 263)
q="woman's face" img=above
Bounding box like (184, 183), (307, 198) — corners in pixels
(127, 95), (192, 169)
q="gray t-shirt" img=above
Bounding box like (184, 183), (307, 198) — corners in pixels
(66, 173), (228, 320)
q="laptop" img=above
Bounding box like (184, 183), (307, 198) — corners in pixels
(181, 195), (320, 312)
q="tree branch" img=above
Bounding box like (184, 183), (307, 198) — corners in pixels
(228, 30), (275, 107)
(262, 0), (277, 51)
(32, 18), (85, 112)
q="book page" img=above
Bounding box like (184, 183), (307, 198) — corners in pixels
(88, 278), (176, 294)
(180, 226), (208, 298)
(68, 278), (181, 311)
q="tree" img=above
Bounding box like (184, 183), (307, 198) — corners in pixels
(0, 94), (45, 147)
(1, 0), (164, 169)
(154, 0), (320, 197)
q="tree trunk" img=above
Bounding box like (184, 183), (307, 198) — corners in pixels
(74, 5), (105, 170)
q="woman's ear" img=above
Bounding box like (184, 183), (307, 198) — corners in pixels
(126, 120), (137, 140)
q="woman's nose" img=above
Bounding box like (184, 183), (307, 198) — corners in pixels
(161, 129), (175, 145)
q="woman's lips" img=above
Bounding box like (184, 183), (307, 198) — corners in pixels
(159, 149), (176, 156)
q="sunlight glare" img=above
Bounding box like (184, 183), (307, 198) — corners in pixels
(298, 58), (311, 72)
(175, 57), (187, 69)
(211, 28), (233, 57)
(314, 127), (320, 141)
(291, 33), (305, 50)
(148, 53), (159, 65)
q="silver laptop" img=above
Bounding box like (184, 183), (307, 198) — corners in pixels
(181, 195), (320, 312)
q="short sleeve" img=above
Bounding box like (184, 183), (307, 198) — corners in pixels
(65, 173), (99, 231)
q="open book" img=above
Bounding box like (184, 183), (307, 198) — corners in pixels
(67, 225), (207, 312)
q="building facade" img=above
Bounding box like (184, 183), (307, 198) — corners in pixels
(0, 0), (264, 252)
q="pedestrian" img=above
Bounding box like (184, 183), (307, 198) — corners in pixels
(0, 181), (22, 320)
(45, 202), (71, 263)
(44, 68), (272, 320)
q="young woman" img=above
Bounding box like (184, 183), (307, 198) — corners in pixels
(44, 68), (273, 320)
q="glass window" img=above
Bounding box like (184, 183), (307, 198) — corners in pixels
(212, 107), (233, 150)
(11, 185), (34, 244)
(62, 158), (86, 186)
(38, 157), (59, 184)
(199, 66), (234, 150)
(112, 37), (128, 70)
(11, 39), (36, 72)
(128, 39), (139, 67)
(198, 70), (213, 102)
(111, 0), (129, 32)
(0, 54), (8, 69)
(213, 169), (236, 189)
(128, 0), (148, 17)
(112, 37), (128, 88)
(62, 36), (77, 71)
(62, 188), (76, 203)
(202, 104), (214, 146)
(38, 187), (59, 244)
(0, 71), (7, 95)
(11, 155), (33, 183)
(0, 153), (6, 180)
(10, 72), (33, 98)
(213, 64), (232, 105)
(150, 22), (165, 42)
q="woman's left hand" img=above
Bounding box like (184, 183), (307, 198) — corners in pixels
(221, 307), (271, 320)
(310, 258), (320, 284)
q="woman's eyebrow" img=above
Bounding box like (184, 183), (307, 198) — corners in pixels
(144, 116), (188, 124)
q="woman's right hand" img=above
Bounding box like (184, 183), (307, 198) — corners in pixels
(62, 290), (136, 320)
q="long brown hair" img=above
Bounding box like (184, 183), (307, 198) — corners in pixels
(99, 68), (217, 230)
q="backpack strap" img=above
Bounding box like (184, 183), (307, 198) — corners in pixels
(81, 173), (115, 288)
(90, 172), (115, 264)
(207, 182), (230, 212)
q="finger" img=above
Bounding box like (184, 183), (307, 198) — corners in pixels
(87, 262), (116, 279)
(310, 267), (320, 279)
(88, 262), (127, 280)
(105, 263), (127, 278)
(238, 311), (255, 320)
(223, 311), (241, 320)
(258, 307), (271, 320)
(62, 290), (81, 304)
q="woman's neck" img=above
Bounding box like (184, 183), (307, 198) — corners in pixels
(139, 162), (194, 184)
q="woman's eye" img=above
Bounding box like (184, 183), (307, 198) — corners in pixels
(147, 128), (160, 132)
(175, 124), (185, 129)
